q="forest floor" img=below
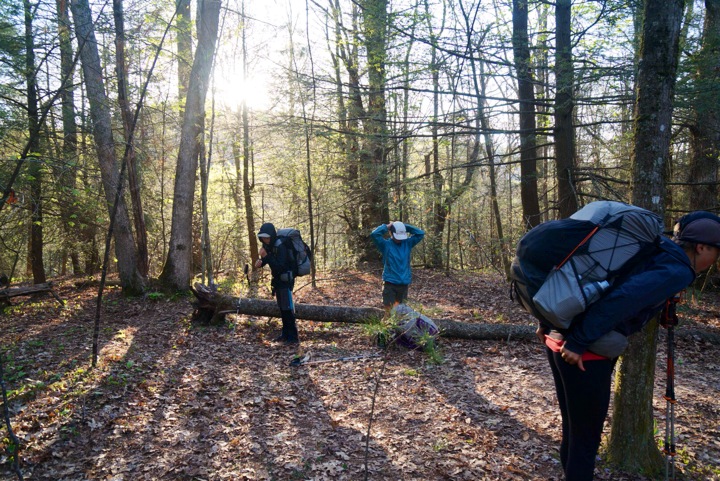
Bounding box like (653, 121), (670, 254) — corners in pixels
(0, 267), (719, 481)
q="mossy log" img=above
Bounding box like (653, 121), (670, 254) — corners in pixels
(190, 283), (536, 341)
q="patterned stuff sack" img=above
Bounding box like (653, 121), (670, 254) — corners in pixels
(391, 304), (439, 350)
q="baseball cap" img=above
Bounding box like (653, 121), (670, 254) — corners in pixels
(676, 217), (720, 247)
(390, 221), (408, 240)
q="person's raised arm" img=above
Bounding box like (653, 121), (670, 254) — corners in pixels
(370, 224), (389, 252)
(404, 224), (425, 246)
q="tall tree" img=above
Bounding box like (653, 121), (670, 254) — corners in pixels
(554, 0), (578, 218)
(396, 3), (417, 223)
(302, 0), (317, 285)
(24, 0), (45, 283)
(476, 61), (509, 277)
(535, 2), (551, 222)
(71, 0), (145, 294)
(425, 0), (445, 269)
(176, 0), (192, 105)
(358, 0), (389, 260)
(512, 0), (541, 229)
(687, 0), (720, 211)
(159, 0), (221, 291)
(113, 0), (149, 277)
(607, 0), (685, 476)
(199, 97), (214, 286)
(239, 0), (258, 286)
(54, 0), (85, 275)
(330, 0), (364, 254)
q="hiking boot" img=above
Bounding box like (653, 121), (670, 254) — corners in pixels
(272, 334), (286, 343)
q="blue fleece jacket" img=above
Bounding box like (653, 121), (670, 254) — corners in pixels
(370, 223), (425, 285)
(560, 238), (695, 354)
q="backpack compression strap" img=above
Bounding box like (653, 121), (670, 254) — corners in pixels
(556, 225), (599, 269)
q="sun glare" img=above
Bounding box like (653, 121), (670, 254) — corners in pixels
(213, 74), (272, 111)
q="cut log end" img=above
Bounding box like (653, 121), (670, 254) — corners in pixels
(190, 282), (226, 324)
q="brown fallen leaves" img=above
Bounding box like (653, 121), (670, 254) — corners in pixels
(0, 269), (718, 480)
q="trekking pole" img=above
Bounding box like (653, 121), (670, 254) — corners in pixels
(660, 295), (680, 481)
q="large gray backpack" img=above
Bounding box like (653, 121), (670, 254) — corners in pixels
(275, 228), (312, 277)
(510, 201), (664, 329)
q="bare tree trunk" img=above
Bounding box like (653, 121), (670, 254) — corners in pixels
(512, 0), (541, 230)
(398, 9), (417, 223)
(303, 0), (317, 285)
(113, 0), (149, 277)
(535, 3), (551, 222)
(25, 0), (45, 284)
(159, 0), (221, 291)
(608, 0), (685, 476)
(229, 109), (256, 284)
(463, 19), (509, 277)
(199, 91), (215, 285)
(176, 0), (192, 105)
(358, 0), (390, 261)
(240, 0), (258, 289)
(688, 0), (720, 211)
(425, 0), (443, 268)
(478, 70), (509, 277)
(71, 0), (145, 294)
(330, 0), (364, 255)
(554, 0), (578, 218)
(55, 0), (82, 275)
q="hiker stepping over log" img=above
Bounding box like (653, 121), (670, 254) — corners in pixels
(511, 202), (720, 481)
(255, 223), (300, 345)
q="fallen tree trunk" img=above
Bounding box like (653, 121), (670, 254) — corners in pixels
(191, 283), (720, 344)
(0, 282), (63, 305)
(191, 283), (536, 341)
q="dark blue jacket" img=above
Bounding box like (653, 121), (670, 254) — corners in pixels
(370, 223), (424, 285)
(559, 238), (695, 355)
(258, 223), (294, 289)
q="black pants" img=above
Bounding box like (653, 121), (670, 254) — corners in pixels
(547, 347), (616, 481)
(275, 285), (298, 342)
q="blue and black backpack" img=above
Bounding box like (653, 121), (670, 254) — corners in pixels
(510, 201), (664, 329)
(275, 228), (312, 277)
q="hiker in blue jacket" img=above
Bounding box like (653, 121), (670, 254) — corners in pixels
(541, 213), (720, 481)
(254, 223), (298, 344)
(370, 221), (425, 316)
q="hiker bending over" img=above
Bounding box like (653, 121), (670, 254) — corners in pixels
(539, 212), (720, 481)
(255, 223), (299, 345)
(370, 221), (424, 317)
